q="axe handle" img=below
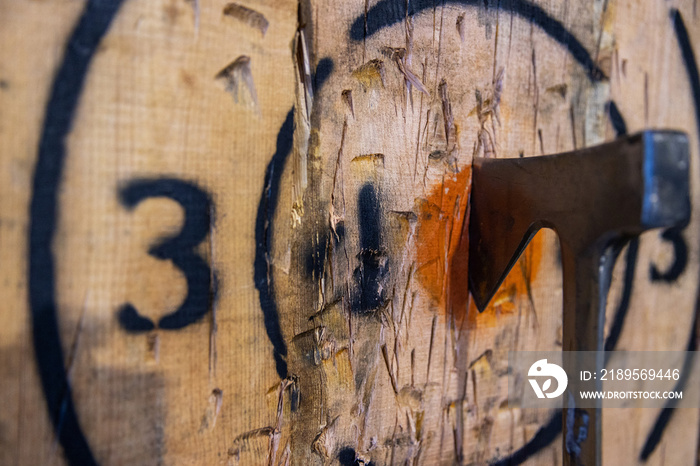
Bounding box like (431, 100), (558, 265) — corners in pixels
(561, 245), (621, 465)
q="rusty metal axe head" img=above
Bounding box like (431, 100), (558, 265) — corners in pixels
(467, 130), (690, 313)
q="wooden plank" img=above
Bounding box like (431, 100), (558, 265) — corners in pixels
(0, 0), (698, 464)
(0, 0), (297, 464)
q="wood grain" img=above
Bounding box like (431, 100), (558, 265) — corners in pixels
(0, 0), (698, 464)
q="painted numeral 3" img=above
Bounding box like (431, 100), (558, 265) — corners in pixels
(116, 178), (214, 332)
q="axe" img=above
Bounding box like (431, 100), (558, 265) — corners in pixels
(467, 131), (691, 465)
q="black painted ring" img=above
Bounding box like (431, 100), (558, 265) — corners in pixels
(29, 1), (125, 464)
(28, 1), (698, 465)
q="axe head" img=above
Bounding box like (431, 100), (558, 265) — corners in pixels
(467, 131), (690, 312)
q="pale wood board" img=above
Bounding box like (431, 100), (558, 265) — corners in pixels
(0, 0), (698, 465)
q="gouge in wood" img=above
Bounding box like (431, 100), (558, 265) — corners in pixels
(467, 131), (690, 465)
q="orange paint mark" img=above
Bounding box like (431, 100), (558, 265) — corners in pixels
(414, 168), (471, 318)
(414, 165), (544, 328)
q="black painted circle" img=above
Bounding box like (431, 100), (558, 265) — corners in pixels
(28, 1), (698, 465)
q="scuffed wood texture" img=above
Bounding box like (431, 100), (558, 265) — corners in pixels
(0, 0), (699, 465)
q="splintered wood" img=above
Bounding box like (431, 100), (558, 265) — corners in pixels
(0, 0), (699, 465)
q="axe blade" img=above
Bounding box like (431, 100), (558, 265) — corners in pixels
(466, 130), (690, 465)
(468, 130), (690, 313)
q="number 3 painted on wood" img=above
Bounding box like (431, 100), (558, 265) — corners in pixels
(116, 178), (215, 332)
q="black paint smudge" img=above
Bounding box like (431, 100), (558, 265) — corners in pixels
(305, 231), (329, 280)
(348, 0), (605, 81)
(357, 184), (381, 251)
(352, 183), (388, 313)
(338, 447), (357, 465)
(254, 58), (335, 378)
(338, 446), (376, 466)
(118, 178), (214, 331)
(28, 0), (125, 464)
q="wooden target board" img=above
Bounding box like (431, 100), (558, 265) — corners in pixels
(0, 0), (699, 464)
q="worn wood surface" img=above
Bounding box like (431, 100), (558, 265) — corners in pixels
(1, 0), (699, 464)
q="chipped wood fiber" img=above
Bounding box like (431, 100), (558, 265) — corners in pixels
(264, 2), (596, 464)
